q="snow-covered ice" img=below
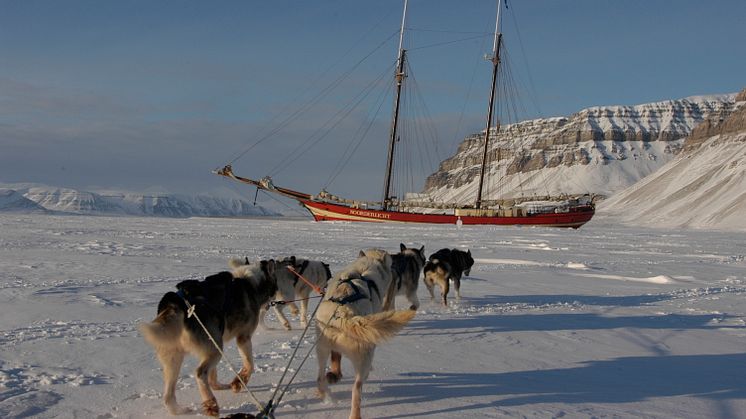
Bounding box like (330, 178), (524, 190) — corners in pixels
(1, 213), (745, 418)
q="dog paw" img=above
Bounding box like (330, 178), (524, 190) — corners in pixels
(166, 404), (192, 415)
(316, 391), (334, 404)
(325, 371), (342, 384)
(282, 322), (292, 331)
(202, 397), (219, 417)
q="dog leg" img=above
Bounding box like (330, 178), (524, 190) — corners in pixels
(315, 340), (333, 402)
(439, 278), (449, 307)
(258, 306), (270, 330)
(423, 275), (435, 301)
(231, 334), (254, 392)
(288, 301), (300, 316)
(195, 353), (221, 417)
(158, 349), (191, 415)
(348, 350), (372, 419)
(326, 350), (343, 384)
(273, 304), (292, 331)
(453, 276), (461, 300)
(209, 367), (231, 391)
(406, 287), (420, 311)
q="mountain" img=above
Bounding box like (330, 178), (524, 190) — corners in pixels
(598, 88), (746, 231)
(422, 93), (737, 203)
(0, 189), (48, 212)
(0, 185), (279, 218)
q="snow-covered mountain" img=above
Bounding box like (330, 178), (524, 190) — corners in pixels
(0, 189), (48, 212)
(0, 185), (279, 217)
(599, 89), (746, 231)
(422, 93), (737, 203)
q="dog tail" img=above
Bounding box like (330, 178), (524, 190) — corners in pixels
(424, 259), (447, 277)
(138, 291), (186, 347)
(334, 309), (415, 347)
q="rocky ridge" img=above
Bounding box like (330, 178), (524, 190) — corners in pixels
(422, 93), (737, 203)
(598, 88), (746, 230)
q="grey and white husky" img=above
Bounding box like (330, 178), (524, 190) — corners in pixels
(139, 261), (277, 417)
(315, 249), (415, 419)
(423, 248), (474, 306)
(388, 243), (426, 310)
(230, 256), (332, 330)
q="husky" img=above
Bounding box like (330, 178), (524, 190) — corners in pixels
(389, 243), (426, 310)
(139, 261), (277, 417)
(315, 249), (416, 419)
(230, 256), (331, 330)
(423, 248), (474, 306)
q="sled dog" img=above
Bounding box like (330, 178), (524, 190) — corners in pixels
(389, 243), (426, 310)
(315, 249), (416, 419)
(423, 248), (474, 306)
(139, 261), (277, 417)
(232, 256), (332, 330)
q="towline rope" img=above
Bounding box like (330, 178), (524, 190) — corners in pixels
(261, 267), (330, 417)
(268, 295), (322, 307)
(286, 266), (325, 295)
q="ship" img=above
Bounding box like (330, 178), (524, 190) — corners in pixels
(216, 0), (595, 227)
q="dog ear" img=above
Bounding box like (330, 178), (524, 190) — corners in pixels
(244, 256), (250, 265)
(467, 249), (471, 256)
(420, 245), (425, 253)
(290, 255), (296, 267)
(400, 243), (406, 252)
(359, 250), (366, 257)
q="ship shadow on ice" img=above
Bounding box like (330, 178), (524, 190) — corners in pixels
(465, 292), (678, 307)
(406, 311), (741, 336)
(371, 353), (746, 418)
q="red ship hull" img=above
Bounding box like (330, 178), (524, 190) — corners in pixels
(301, 200), (594, 228)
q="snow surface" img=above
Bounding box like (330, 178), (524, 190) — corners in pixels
(599, 131), (746, 231)
(1, 214), (746, 418)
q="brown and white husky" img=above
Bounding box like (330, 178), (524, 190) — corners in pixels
(139, 261), (277, 417)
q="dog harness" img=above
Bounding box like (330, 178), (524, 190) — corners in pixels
(328, 276), (380, 305)
(291, 259), (310, 287)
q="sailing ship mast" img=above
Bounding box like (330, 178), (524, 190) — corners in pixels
(475, 0), (503, 209)
(382, 0), (408, 210)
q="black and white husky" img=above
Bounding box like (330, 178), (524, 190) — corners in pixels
(423, 248), (474, 306)
(139, 261), (277, 417)
(315, 249), (415, 419)
(230, 256), (332, 330)
(389, 243), (426, 310)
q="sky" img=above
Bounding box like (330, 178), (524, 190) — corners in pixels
(1, 0), (745, 201)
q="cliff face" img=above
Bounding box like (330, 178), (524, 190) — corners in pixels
(422, 94), (737, 203)
(598, 88), (746, 231)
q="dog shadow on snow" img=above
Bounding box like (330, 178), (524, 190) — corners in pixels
(370, 353), (746, 418)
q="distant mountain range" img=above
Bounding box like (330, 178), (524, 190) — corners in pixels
(0, 185), (279, 218)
